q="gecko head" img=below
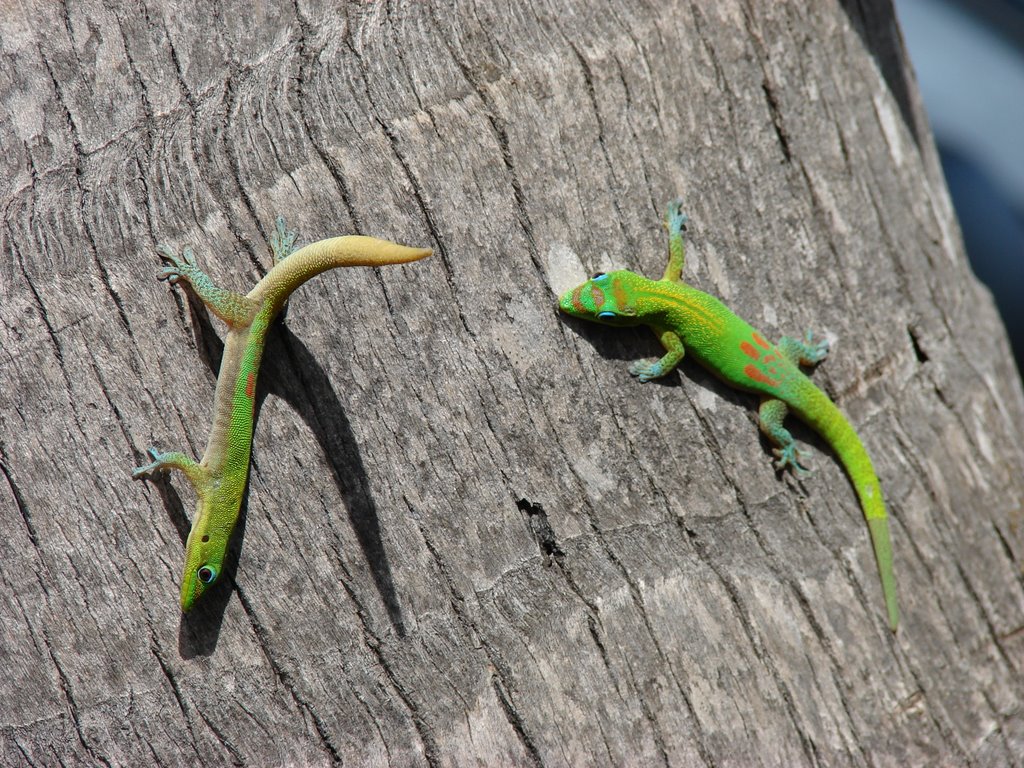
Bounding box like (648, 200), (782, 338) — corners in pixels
(180, 530), (224, 612)
(559, 270), (642, 326)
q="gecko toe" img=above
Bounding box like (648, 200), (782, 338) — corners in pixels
(772, 445), (812, 478)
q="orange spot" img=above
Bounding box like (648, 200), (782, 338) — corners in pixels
(752, 332), (770, 349)
(246, 372), (256, 399)
(740, 341), (760, 359)
(590, 284), (605, 308)
(763, 354), (777, 363)
(744, 364), (779, 388)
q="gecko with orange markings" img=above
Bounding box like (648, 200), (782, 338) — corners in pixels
(559, 200), (899, 631)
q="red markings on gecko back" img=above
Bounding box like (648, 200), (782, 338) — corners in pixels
(744, 364), (780, 388)
(741, 332), (781, 387)
(245, 372), (256, 399)
(741, 333), (770, 364)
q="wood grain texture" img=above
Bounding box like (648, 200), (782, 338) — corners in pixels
(3, 0), (1024, 765)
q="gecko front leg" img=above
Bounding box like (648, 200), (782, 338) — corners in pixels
(628, 328), (685, 382)
(132, 448), (213, 500)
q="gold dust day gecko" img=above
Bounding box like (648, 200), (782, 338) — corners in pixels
(133, 218), (431, 611)
(559, 200), (899, 631)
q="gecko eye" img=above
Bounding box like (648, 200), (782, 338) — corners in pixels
(598, 311), (617, 319)
(592, 272), (607, 280)
(197, 565), (217, 584)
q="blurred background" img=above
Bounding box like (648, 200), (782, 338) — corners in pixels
(895, 0), (1024, 369)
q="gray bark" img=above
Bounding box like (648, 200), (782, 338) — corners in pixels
(3, 0), (1024, 765)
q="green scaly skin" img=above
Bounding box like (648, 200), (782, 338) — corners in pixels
(133, 218), (431, 611)
(559, 200), (899, 631)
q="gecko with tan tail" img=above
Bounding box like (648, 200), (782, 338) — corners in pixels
(133, 218), (430, 611)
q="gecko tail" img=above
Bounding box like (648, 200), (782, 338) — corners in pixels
(796, 386), (900, 631)
(248, 235), (432, 309)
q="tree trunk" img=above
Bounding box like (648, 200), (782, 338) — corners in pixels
(3, 0), (1023, 765)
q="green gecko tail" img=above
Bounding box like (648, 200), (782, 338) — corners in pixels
(794, 384), (899, 631)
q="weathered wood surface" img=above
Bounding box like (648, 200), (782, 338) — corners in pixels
(3, 0), (1024, 765)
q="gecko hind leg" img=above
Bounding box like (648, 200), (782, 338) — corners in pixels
(758, 398), (811, 478)
(779, 330), (829, 367)
(155, 245), (258, 327)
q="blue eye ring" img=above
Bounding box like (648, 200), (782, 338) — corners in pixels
(592, 272), (608, 280)
(598, 311), (617, 319)
(197, 565), (217, 584)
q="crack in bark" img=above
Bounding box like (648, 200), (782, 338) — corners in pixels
(741, 4), (794, 166)
(425, 4), (544, 275)
(678, 386), (828, 766)
(232, 589), (345, 766)
(0, 458), (41, 554)
(42, 626), (113, 767)
(338, 23), (472, 342)
(37, 41), (134, 337)
(148, 643), (204, 758)
(490, 674), (545, 768)
(563, 38), (635, 253)
(326, 541), (439, 767)
(290, 0), (362, 232)
(413, 510), (549, 767)
(194, 707), (246, 767)
(496, 331), (718, 764)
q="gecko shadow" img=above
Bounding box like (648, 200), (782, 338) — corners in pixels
(172, 296), (406, 657)
(260, 320), (407, 638)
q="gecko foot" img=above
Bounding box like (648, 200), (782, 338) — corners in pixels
(779, 330), (830, 367)
(155, 245), (197, 284)
(628, 359), (665, 382)
(801, 330), (830, 364)
(270, 216), (297, 264)
(131, 447), (199, 481)
(664, 198), (689, 233)
(132, 448), (169, 479)
(772, 444), (812, 478)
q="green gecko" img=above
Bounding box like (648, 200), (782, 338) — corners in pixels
(559, 200), (898, 631)
(133, 218), (431, 611)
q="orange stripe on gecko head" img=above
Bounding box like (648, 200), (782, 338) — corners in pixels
(611, 278), (628, 308)
(571, 285), (586, 313)
(752, 332), (770, 349)
(590, 283), (605, 309)
(246, 372), (256, 399)
(744, 364), (779, 388)
(740, 341), (760, 359)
